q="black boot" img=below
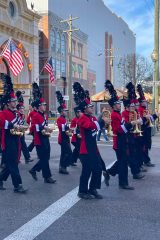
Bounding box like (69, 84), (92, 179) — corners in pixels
(44, 177), (56, 184)
(14, 185), (28, 193)
(0, 181), (6, 190)
(88, 189), (103, 199)
(133, 173), (145, 180)
(103, 171), (110, 186)
(119, 185), (134, 190)
(29, 170), (38, 181)
(145, 162), (155, 167)
(59, 168), (69, 175)
(78, 192), (94, 200)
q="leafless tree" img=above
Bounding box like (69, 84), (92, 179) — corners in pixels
(118, 54), (153, 88)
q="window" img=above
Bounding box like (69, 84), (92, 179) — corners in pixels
(56, 60), (60, 77)
(78, 64), (83, 79)
(61, 34), (66, 56)
(50, 30), (56, 52)
(61, 61), (66, 76)
(9, 1), (15, 18)
(78, 43), (83, 59)
(52, 58), (56, 72)
(72, 62), (77, 78)
(56, 33), (61, 54)
(72, 40), (76, 56)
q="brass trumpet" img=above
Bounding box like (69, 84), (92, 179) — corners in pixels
(129, 110), (143, 136)
(41, 127), (54, 137)
(10, 125), (28, 136)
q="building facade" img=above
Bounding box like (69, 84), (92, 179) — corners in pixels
(29, 0), (135, 92)
(38, 11), (89, 114)
(0, 0), (40, 108)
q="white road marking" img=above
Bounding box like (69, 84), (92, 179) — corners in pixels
(3, 162), (114, 240)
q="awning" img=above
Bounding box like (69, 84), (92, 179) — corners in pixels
(91, 89), (125, 102)
(91, 89), (152, 103)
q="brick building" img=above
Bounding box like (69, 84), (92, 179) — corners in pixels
(38, 11), (89, 114)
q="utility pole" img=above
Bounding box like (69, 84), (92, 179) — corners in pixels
(61, 15), (79, 120)
(151, 0), (159, 112)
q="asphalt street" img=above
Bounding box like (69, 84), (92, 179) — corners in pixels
(0, 133), (160, 240)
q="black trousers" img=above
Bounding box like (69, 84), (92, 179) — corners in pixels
(21, 135), (30, 160)
(1, 150), (6, 166)
(31, 144), (51, 179)
(60, 142), (72, 168)
(28, 135), (35, 152)
(79, 154), (102, 193)
(108, 149), (128, 186)
(142, 146), (151, 164)
(71, 141), (80, 163)
(128, 138), (141, 175)
(0, 136), (22, 188)
(135, 137), (144, 168)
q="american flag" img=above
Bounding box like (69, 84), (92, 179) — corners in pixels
(2, 40), (24, 76)
(44, 57), (55, 84)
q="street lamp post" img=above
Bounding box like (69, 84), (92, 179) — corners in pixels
(151, 0), (159, 112)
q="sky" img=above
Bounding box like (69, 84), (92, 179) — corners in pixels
(104, 0), (154, 59)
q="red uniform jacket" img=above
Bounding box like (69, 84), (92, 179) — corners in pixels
(57, 115), (70, 144)
(122, 110), (129, 123)
(32, 111), (48, 146)
(111, 110), (132, 150)
(77, 114), (100, 155)
(27, 110), (37, 134)
(0, 109), (21, 151)
(70, 116), (79, 143)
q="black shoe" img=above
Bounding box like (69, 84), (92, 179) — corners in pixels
(29, 170), (38, 181)
(25, 158), (34, 164)
(145, 162), (155, 167)
(133, 173), (145, 180)
(78, 192), (94, 200)
(59, 168), (69, 175)
(70, 163), (77, 166)
(140, 167), (147, 172)
(14, 185), (28, 193)
(103, 171), (110, 186)
(119, 185), (134, 190)
(88, 190), (103, 199)
(0, 181), (6, 190)
(44, 177), (56, 184)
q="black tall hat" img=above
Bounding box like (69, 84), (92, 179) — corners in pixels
(125, 82), (136, 106)
(73, 82), (93, 113)
(0, 73), (17, 103)
(32, 82), (46, 108)
(56, 91), (68, 113)
(16, 91), (24, 109)
(137, 84), (146, 102)
(105, 80), (121, 107)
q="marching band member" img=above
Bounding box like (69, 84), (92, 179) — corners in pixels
(0, 74), (27, 193)
(122, 82), (144, 179)
(137, 84), (158, 167)
(70, 107), (82, 166)
(16, 91), (33, 164)
(29, 83), (56, 184)
(75, 84), (103, 200)
(27, 83), (38, 153)
(105, 80), (137, 190)
(56, 91), (72, 174)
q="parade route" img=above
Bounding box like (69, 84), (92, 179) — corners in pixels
(0, 135), (160, 240)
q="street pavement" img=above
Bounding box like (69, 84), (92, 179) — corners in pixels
(0, 133), (160, 240)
